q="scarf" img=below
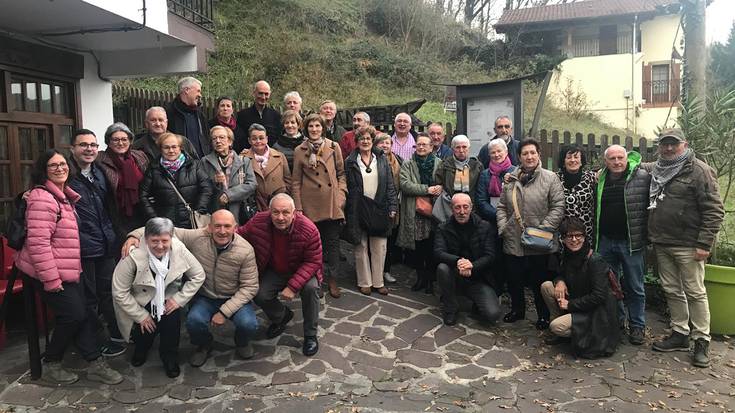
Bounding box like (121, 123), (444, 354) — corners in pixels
(453, 156), (470, 171)
(648, 148), (692, 209)
(217, 151), (235, 187)
(217, 115), (237, 131)
(111, 152), (144, 217)
(277, 132), (303, 150)
(519, 164), (538, 186)
(306, 138), (324, 169)
(414, 153), (436, 185)
(561, 169), (583, 190)
(144, 242), (170, 322)
(488, 156), (513, 197)
(161, 153), (186, 178)
(254, 146), (270, 170)
(453, 156), (470, 193)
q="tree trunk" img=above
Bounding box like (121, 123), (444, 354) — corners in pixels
(683, 0), (706, 104)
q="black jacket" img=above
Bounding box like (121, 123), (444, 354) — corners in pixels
(236, 105), (282, 150)
(132, 132), (200, 163)
(139, 156), (214, 229)
(434, 214), (496, 285)
(165, 96), (210, 158)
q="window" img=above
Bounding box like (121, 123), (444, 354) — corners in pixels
(9, 75), (71, 115)
(642, 62), (681, 107)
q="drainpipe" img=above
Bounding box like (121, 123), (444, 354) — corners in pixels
(632, 14), (638, 136)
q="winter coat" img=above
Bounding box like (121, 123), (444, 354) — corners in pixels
(139, 156), (214, 229)
(343, 149), (399, 243)
(238, 211), (323, 293)
(396, 156), (442, 250)
(434, 144), (452, 160)
(496, 165), (566, 256)
(236, 105), (282, 149)
(291, 139), (347, 223)
(96, 149), (150, 233)
(595, 151), (650, 252)
(165, 96), (210, 157)
(339, 130), (357, 159)
(241, 148), (291, 211)
(386, 152), (403, 227)
(201, 151), (257, 220)
(434, 214), (496, 285)
(14, 182), (82, 292)
(132, 132), (200, 163)
(326, 124), (347, 143)
(434, 157), (483, 204)
(478, 137), (520, 167)
(112, 237), (205, 342)
(476, 165), (517, 223)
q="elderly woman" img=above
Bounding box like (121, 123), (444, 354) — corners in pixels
(284, 91), (303, 115)
(556, 144), (596, 242)
(497, 138), (565, 329)
(14, 150), (122, 385)
(344, 126), (398, 295)
(397, 134), (443, 293)
(273, 109), (304, 170)
(97, 122), (149, 233)
(208, 96), (248, 153)
(241, 123), (291, 211)
(139, 133), (213, 229)
(292, 113), (347, 298)
(434, 135), (483, 220)
(476, 138), (517, 223)
(374, 133), (403, 283)
(201, 125), (257, 223)
(540, 217), (620, 358)
(113, 217), (205, 378)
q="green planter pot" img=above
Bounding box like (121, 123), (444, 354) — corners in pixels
(704, 264), (735, 335)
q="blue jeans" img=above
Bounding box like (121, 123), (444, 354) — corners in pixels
(597, 235), (646, 329)
(185, 295), (258, 347)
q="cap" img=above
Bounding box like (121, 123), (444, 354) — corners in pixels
(656, 128), (685, 143)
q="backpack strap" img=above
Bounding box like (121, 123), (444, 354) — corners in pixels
(33, 185), (61, 222)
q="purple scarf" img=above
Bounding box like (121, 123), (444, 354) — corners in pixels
(161, 153), (186, 177)
(487, 156), (513, 197)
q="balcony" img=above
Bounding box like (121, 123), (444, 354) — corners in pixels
(563, 33), (634, 58)
(168, 0), (214, 32)
(643, 79), (680, 106)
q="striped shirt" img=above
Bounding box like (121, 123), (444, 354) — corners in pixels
(391, 133), (416, 161)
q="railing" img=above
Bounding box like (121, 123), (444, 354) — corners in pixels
(167, 0), (215, 32)
(643, 79), (679, 104)
(564, 33), (634, 57)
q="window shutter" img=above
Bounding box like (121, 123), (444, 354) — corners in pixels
(670, 62), (681, 102)
(642, 64), (652, 104)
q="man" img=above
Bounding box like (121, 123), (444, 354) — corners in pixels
(68, 129), (125, 357)
(391, 112), (416, 161)
(237, 80), (282, 149)
(435, 193), (500, 326)
(237, 194), (322, 356)
(319, 100), (346, 142)
(165, 76), (210, 157)
(435, 135), (483, 206)
(284, 91), (303, 115)
(477, 116), (520, 167)
(133, 106), (199, 162)
(594, 144), (650, 345)
(122, 210), (259, 365)
(647, 128), (724, 368)
(339, 111), (370, 158)
(428, 122), (452, 159)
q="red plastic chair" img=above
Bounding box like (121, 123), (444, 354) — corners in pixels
(0, 236), (23, 348)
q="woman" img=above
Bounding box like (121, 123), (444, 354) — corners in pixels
(397, 135), (443, 293)
(112, 217), (205, 378)
(374, 133), (403, 283)
(476, 138), (516, 223)
(273, 109), (304, 171)
(97, 122), (149, 233)
(139, 133), (213, 229)
(208, 96), (248, 153)
(14, 150), (123, 385)
(344, 126), (398, 295)
(434, 135), (483, 204)
(540, 217), (620, 358)
(556, 145), (596, 242)
(241, 123), (291, 211)
(292, 113), (347, 298)
(497, 138), (565, 329)
(201, 125), (257, 223)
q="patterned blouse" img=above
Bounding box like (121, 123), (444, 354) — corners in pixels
(557, 169), (597, 243)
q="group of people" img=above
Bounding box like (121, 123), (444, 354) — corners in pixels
(13, 76), (725, 385)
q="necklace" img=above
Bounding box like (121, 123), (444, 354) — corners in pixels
(361, 154), (372, 173)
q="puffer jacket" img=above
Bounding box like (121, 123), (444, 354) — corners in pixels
(496, 165), (565, 256)
(237, 211), (323, 293)
(201, 151), (257, 221)
(434, 156), (483, 204)
(476, 165), (517, 223)
(112, 237), (205, 342)
(14, 182), (82, 291)
(434, 214), (496, 284)
(595, 151), (650, 252)
(396, 155), (442, 250)
(139, 156), (214, 228)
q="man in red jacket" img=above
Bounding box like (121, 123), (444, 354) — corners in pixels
(237, 193), (323, 356)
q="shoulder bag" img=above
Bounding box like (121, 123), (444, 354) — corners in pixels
(166, 177), (211, 229)
(511, 185), (555, 252)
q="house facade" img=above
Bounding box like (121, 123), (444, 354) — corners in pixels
(496, 0), (683, 138)
(0, 0), (214, 231)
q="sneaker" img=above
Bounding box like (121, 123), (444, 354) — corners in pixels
(629, 327), (645, 345)
(87, 358), (123, 385)
(100, 340), (127, 357)
(652, 331), (690, 352)
(383, 272), (397, 283)
(236, 343), (255, 360)
(189, 344), (212, 367)
(42, 361), (79, 384)
(692, 338), (710, 368)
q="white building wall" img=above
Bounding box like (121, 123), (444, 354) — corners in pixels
(82, 0), (169, 34)
(79, 54), (113, 147)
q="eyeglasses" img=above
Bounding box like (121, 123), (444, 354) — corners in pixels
(564, 233), (585, 241)
(161, 145), (180, 151)
(211, 136), (229, 142)
(47, 162), (68, 171)
(496, 124), (512, 129)
(111, 138), (129, 144)
(357, 136), (372, 142)
(415, 142), (431, 147)
(76, 142), (99, 149)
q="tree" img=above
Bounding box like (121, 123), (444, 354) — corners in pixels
(709, 22), (735, 89)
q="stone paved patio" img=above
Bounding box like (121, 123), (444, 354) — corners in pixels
(0, 259), (734, 412)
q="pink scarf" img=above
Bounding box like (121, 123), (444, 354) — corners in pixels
(254, 146), (270, 170)
(488, 156), (513, 197)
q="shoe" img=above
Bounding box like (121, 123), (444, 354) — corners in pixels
(303, 336), (319, 356)
(236, 343), (255, 360)
(384, 272), (397, 283)
(536, 318), (550, 330)
(411, 277), (427, 292)
(131, 349), (148, 367)
(375, 286), (389, 295)
(42, 361), (79, 384)
(100, 340), (126, 357)
(328, 277), (341, 298)
(692, 338), (710, 368)
(652, 331), (690, 352)
(266, 307), (294, 339)
(443, 312), (458, 326)
(503, 311), (524, 323)
(629, 327), (645, 345)
(360, 286), (372, 295)
(544, 335), (571, 345)
(163, 359), (180, 378)
(87, 358), (124, 385)
(189, 344), (212, 367)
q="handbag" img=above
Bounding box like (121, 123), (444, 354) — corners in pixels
(166, 177), (211, 229)
(237, 157), (258, 224)
(358, 195), (390, 236)
(415, 196), (433, 217)
(511, 185), (555, 252)
(432, 191), (453, 224)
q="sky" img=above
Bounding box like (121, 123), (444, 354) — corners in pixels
(706, 0), (735, 44)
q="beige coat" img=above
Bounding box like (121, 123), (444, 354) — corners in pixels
(129, 227), (259, 318)
(291, 138), (348, 223)
(112, 238), (205, 342)
(241, 148), (291, 211)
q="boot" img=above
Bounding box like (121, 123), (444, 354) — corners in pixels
(42, 361), (79, 384)
(692, 338), (710, 368)
(652, 331), (690, 352)
(87, 357), (124, 385)
(327, 276), (341, 298)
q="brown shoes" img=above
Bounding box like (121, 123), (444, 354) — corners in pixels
(360, 287), (372, 295)
(327, 277), (341, 298)
(375, 287), (389, 295)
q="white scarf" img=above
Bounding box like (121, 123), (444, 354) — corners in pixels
(144, 242), (170, 321)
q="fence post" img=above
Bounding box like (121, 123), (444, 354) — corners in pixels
(586, 133), (597, 166)
(563, 131), (571, 145)
(550, 130), (560, 170)
(612, 134), (621, 145)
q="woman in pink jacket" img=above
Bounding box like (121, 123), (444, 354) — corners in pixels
(14, 149), (122, 385)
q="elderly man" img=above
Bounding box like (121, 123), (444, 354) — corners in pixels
(319, 100), (346, 142)
(435, 193), (500, 326)
(339, 111), (370, 158)
(165, 76), (209, 157)
(391, 112), (416, 161)
(133, 106), (199, 162)
(237, 80), (282, 149)
(284, 91), (303, 115)
(594, 145), (650, 345)
(237, 194), (322, 356)
(428, 123), (452, 159)
(478, 115), (520, 167)
(435, 135), (483, 205)
(645, 129), (724, 368)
